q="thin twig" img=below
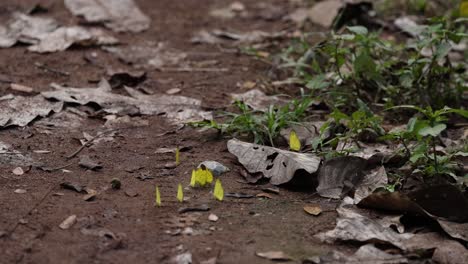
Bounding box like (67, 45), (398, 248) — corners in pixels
(159, 67), (229, 72)
(65, 129), (119, 160)
(34, 62), (70, 77)
(7, 181), (58, 237)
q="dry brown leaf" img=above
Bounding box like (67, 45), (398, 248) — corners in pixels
(315, 206), (413, 250)
(256, 193), (274, 199)
(353, 166), (388, 204)
(0, 94), (63, 127)
(0, 12), (59, 48)
(64, 0), (150, 33)
(317, 156), (368, 199)
(59, 215), (77, 230)
(104, 43), (187, 69)
(304, 204), (322, 216)
(83, 188), (97, 201)
(315, 244), (408, 264)
(231, 89), (286, 111)
(28, 26), (118, 53)
(227, 138), (321, 185)
(256, 251), (291, 261)
(42, 79), (212, 124)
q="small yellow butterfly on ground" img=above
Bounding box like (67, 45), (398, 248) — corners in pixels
(213, 178), (224, 201)
(196, 167), (207, 186)
(175, 147), (180, 166)
(289, 130), (301, 151)
(190, 169), (196, 187)
(177, 183), (184, 202)
(155, 185), (161, 207)
(205, 167), (213, 184)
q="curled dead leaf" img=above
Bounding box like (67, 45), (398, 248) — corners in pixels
(227, 139), (320, 185)
(304, 205), (322, 216)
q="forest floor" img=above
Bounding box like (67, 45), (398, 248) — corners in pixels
(0, 0), (467, 264)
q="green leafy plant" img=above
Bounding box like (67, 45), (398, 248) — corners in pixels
(279, 18), (467, 111)
(191, 97), (314, 146)
(386, 106), (468, 179)
(312, 100), (385, 155)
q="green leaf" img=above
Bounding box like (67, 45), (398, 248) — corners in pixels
(435, 42), (452, 60)
(354, 51), (378, 79)
(347, 26), (368, 36)
(418, 123), (446, 137)
(306, 75), (329, 90)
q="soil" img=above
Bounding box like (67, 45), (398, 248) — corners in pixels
(0, 1), (349, 263)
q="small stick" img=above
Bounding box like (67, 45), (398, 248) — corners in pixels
(34, 62), (70, 77)
(159, 67), (229, 72)
(65, 129), (118, 159)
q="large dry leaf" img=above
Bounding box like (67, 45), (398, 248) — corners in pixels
(359, 187), (468, 242)
(319, 205), (468, 263)
(29, 26), (118, 53)
(0, 13), (116, 53)
(404, 232), (468, 264)
(0, 94), (63, 127)
(230, 89), (287, 111)
(0, 12), (59, 48)
(315, 206), (413, 250)
(280, 121), (325, 147)
(0, 141), (34, 166)
(35, 110), (85, 130)
(64, 0), (150, 33)
(103, 43), (187, 69)
(316, 244), (408, 264)
(41, 80), (211, 124)
(191, 29), (284, 45)
(227, 138), (321, 185)
(316, 156), (368, 199)
(353, 166), (388, 204)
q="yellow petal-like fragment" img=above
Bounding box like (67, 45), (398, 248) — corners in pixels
(199, 170), (207, 186)
(177, 183), (183, 202)
(206, 169), (213, 184)
(155, 186), (161, 207)
(461, 1), (468, 17)
(190, 170), (196, 187)
(175, 147), (180, 166)
(289, 130), (301, 151)
(213, 179), (224, 201)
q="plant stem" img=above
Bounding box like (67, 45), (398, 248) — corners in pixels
(432, 137), (439, 175)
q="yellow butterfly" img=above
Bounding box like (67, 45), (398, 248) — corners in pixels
(190, 169), (196, 187)
(177, 183), (184, 202)
(155, 185), (161, 207)
(213, 179), (224, 201)
(289, 130), (301, 151)
(175, 147), (180, 166)
(192, 165), (214, 187)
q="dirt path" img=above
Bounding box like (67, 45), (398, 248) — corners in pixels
(0, 1), (345, 263)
